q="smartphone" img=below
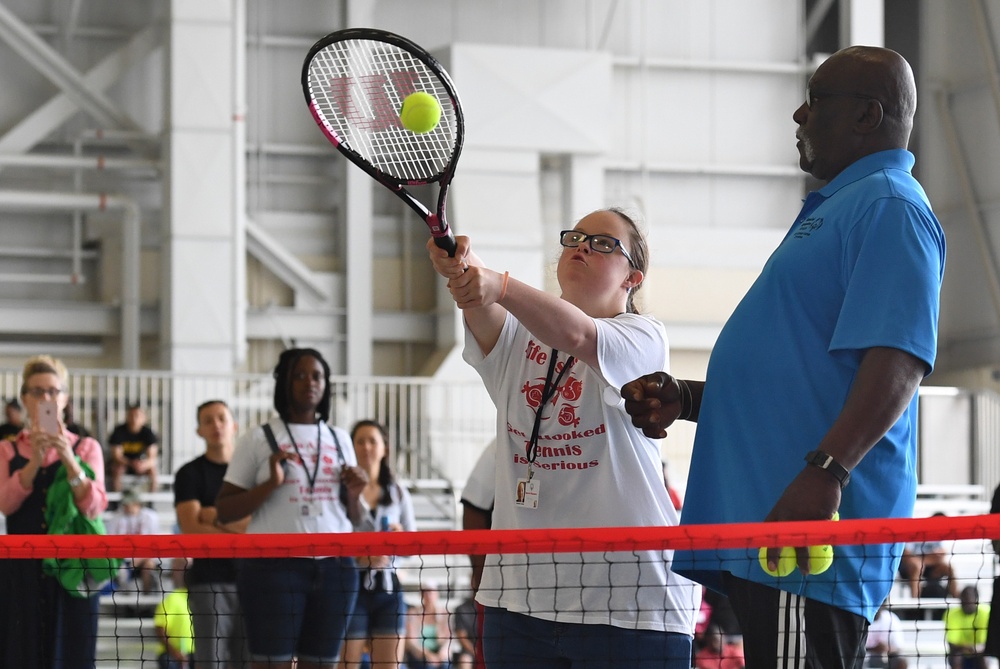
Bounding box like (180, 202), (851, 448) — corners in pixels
(37, 399), (60, 434)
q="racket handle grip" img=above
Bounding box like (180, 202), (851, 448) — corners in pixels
(434, 232), (457, 257)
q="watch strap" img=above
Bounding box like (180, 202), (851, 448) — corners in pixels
(804, 449), (851, 489)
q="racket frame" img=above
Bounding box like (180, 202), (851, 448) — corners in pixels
(302, 27), (464, 254)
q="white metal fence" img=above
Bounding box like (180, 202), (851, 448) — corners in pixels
(0, 369), (497, 483)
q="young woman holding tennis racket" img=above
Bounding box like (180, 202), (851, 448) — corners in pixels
(426, 208), (700, 668)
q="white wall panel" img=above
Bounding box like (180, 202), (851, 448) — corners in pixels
(169, 25), (232, 129)
(169, 238), (234, 344)
(172, 0), (233, 23)
(168, 133), (232, 233)
(448, 44), (612, 154)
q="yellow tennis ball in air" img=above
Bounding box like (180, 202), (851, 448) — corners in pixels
(758, 546), (796, 577)
(808, 511), (840, 575)
(400, 91), (441, 134)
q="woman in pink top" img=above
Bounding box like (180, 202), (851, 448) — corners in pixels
(0, 354), (109, 669)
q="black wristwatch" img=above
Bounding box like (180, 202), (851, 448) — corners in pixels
(804, 450), (851, 489)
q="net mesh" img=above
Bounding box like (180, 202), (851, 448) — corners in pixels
(2, 514), (998, 668)
(307, 37), (460, 182)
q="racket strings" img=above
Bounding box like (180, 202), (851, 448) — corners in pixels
(308, 39), (459, 182)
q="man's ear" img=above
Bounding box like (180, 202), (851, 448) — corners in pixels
(856, 98), (884, 134)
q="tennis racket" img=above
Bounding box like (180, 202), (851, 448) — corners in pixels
(302, 27), (464, 255)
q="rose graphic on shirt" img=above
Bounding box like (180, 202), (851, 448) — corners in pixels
(557, 403), (580, 427)
(521, 379), (546, 409)
(520, 372), (583, 428)
(560, 377), (582, 402)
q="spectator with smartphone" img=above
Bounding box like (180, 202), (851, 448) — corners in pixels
(0, 354), (110, 668)
(109, 403), (160, 492)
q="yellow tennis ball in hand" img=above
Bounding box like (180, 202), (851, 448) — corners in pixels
(758, 546), (796, 577)
(808, 511), (839, 575)
(808, 544), (834, 574)
(400, 91), (441, 133)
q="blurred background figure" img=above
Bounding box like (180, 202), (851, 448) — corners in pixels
(62, 401), (90, 439)
(865, 600), (908, 669)
(154, 557), (195, 669)
(0, 399), (23, 444)
(451, 595), (478, 669)
(404, 580), (452, 669)
(341, 419), (415, 669)
(106, 487), (162, 594)
(694, 622), (744, 669)
(900, 539), (959, 600)
(108, 403), (160, 492)
(943, 586), (990, 669)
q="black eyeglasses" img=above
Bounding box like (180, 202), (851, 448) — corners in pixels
(560, 230), (636, 268)
(805, 88), (880, 109)
(24, 387), (63, 399)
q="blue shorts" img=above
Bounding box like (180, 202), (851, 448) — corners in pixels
(346, 586), (406, 638)
(482, 606), (692, 669)
(236, 557), (358, 663)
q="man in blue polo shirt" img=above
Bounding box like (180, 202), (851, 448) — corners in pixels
(622, 45), (945, 668)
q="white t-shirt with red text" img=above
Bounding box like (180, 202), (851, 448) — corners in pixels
(224, 418), (357, 535)
(466, 311), (699, 634)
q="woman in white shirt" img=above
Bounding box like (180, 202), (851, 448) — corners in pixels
(216, 348), (369, 669)
(426, 208), (699, 668)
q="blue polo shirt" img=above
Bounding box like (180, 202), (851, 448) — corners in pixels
(674, 149), (946, 621)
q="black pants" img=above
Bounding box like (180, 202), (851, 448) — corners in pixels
(0, 559), (100, 669)
(724, 573), (869, 669)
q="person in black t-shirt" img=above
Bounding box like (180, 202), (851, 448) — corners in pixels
(108, 403), (159, 492)
(174, 399), (250, 669)
(0, 399), (23, 444)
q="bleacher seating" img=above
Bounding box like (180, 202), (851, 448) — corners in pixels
(913, 483), (990, 517)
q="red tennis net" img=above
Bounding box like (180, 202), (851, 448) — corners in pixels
(1, 513), (997, 668)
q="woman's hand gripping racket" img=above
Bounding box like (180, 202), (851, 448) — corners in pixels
(302, 28), (464, 255)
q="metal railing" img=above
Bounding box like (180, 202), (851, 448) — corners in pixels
(0, 369), (497, 483)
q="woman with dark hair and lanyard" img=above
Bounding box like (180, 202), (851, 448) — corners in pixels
(341, 419), (416, 669)
(216, 348), (369, 669)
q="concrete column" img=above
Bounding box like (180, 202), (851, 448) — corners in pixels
(163, 0), (237, 372)
(840, 0), (885, 47)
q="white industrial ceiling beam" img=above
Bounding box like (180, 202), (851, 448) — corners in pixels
(0, 2), (142, 132)
(0, 24), (160, 158)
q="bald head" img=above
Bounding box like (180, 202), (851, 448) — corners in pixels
(795, 45), (918, 181)
(823, 46), (917, 146)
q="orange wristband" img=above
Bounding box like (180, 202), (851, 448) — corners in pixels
(499, 271), (510, 301)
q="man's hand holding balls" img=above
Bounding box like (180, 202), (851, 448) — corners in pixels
(759, 512), (839, 577)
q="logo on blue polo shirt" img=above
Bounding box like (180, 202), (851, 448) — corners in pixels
(793, 217), (824, 238)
